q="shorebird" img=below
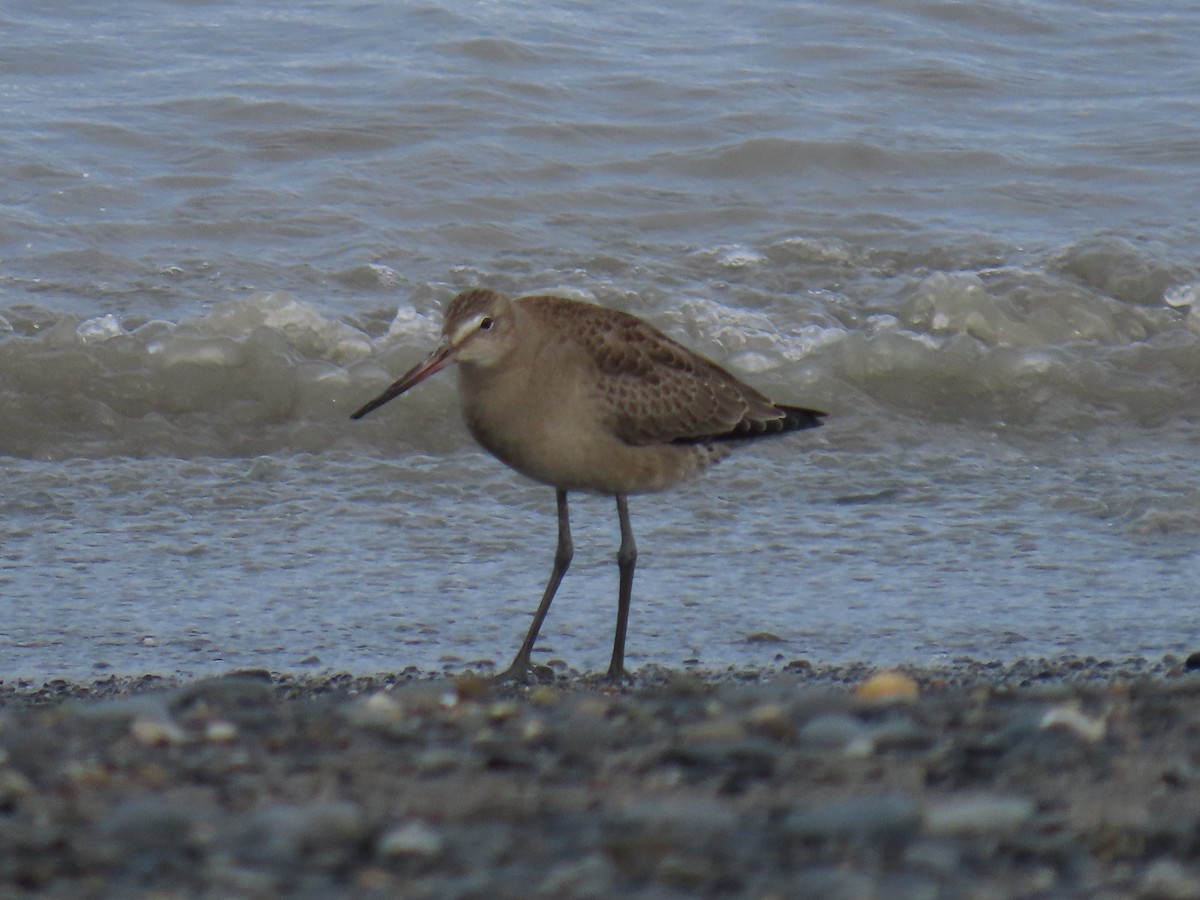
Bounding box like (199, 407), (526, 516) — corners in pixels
(351, 288), (825, 682)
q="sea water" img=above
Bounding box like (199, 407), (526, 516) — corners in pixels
(1, 0), (1198, 679)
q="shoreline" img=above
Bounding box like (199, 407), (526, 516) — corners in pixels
(0, 652), (1190, 706)
(2, 656), (1199, 897)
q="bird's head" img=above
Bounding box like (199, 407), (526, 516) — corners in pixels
(440, 288), (517, 367)
(349, 288), (516, 420)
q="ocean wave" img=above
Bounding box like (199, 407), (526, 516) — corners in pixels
(1, 256), (1198, 460)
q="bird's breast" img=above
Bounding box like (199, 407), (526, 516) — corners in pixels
(456, 359), (723, 495)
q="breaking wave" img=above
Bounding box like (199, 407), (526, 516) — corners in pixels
(1, 238), (1198, 460)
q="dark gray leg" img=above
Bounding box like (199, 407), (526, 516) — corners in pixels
(494, 489), (573, 682)
(606, 494), (637, 682)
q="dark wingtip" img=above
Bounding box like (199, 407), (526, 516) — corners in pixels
(674, 403), (827, 445)
(777, 404), (826, 432)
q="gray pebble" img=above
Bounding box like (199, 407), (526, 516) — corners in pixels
(377, 820), (444, 858)
(228, 801), (366, 872)
(617, 796), (740, 846)
(902, 838), (964, 877)
(869, 714), (934, 751)
(791, 866), (877, 900)
(798, 713), (873, 753)
(922, 793), (1035, 837)
(97, 798), (197, 879)
(1142, 858), (1200, 899)
(536, 852), (615, 899)
(174, 674), (276, 711)
(785, 794), (920, 847)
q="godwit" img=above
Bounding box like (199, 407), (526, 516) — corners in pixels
(351, 289), (824, 682)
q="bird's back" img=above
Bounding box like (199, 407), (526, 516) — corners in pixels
(517, 295), (825, 447)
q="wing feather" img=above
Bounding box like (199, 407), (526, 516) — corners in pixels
(520, 296), (822, 445)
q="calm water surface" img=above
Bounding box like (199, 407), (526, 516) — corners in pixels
(1, 1), (1198, 679)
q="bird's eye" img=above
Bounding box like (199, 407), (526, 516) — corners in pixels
(479, 316), (494, 331)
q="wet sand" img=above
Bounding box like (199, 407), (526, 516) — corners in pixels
(2, 656), (1200, 898)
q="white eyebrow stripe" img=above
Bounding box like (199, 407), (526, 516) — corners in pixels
(449, 313), (488, 345)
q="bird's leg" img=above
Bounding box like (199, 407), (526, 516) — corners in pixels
(606, 494), (637, 682)
(493, 489), (573, 683)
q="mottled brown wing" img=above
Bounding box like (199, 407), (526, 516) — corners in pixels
(522, 295), (793, 445)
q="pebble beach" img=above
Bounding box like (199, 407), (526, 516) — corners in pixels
(4, 658), (1200, 898)
(4, 5), (1198, 898)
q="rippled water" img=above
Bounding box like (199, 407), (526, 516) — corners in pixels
(2, 1), (1198, 679)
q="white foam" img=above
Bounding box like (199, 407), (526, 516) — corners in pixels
(385, 305), (440, 343)
(899, 270), (1134, 347)
(197, 291), (374, 364)
(769, 236), (857, 267)
(366, 263), (401, 288)
(727, 350), (776, 373)
(76, 314), (126, 344)
(148, 335), (245, 368)
(692, 244), (767, 269)
(1165, 283), (1200, 308)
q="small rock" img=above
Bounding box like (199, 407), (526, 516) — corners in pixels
(175, 674), (275, 711)
(520, 716), (546, 742)
(528, 686), (560, 706)
(744, 703), (793, 740)
(785, 794), (920, 846)
(130, 717), (187, 746)
(999, 719), (1103, 772)
(98, 799), (197, 877)
(923, 794), (1035, 837)
(62, 760), (110, 788)
(1040, 704), (1106, 742)
(205, 719), (238, 742)
(359, 691), (404, 720)
(744, 631), (784, 643)
(798, 713), (874, 756)
(870, 715), (934, 751)
(377, 820), (444, 858)
(1142, 858), (1200, 899)
(791, 866), (877, 900)
(72, 696), (175, 736)
(536, 853), (615, 898)
(455, 673), (491, 702)
(0, 769), (32, 805)
(1162, 759), (1200, 786)
(0, 729), (67, 779)
(413, 748), (473, 776)
(554, 714), (621, 758)
(856, 670), (919, 704)
(486, 700), (521, 722)
(619, 797), (739, 847)
(678, 717), (747, 744)
(352, 692), (418, 740)
(903, 839), (964, 876)
(231, 801), (367, 872)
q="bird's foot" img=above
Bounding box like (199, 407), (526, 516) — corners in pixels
(603, 664), (634, 684)
(490, 659), (555, 685)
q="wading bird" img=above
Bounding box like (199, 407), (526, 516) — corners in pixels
(351, 288), (824, 681)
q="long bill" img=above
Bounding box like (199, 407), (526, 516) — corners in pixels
(350, 339), (455, 420)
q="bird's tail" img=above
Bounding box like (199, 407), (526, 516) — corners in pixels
(775, 404), (826, 433)
(676, 403), (826, 444)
